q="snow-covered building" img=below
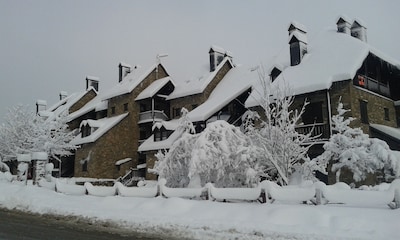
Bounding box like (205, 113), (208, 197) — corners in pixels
(246, 18), (400, 184)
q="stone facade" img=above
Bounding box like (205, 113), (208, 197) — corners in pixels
(74, 64), (169, 179)
(74, 116), (133, 179)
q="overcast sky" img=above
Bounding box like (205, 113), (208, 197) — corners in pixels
(1, 0), (400, 122)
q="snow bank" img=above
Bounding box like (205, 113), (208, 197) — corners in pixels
(84, 182), (116, 197)
(316, 181), (397, 206)
(55, 180), (87, 195)
(160, 185), (204, 199)
(0, 171), (13, 182)
(206, 183), (261, 201)
(262, 181), (316, 203)
(115, 182), (158, 197)
(38, 179), (56, 191)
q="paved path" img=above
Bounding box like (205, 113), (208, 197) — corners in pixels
(0, 208), (165, 240)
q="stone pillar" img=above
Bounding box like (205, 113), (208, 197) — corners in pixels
(31, 152), (48, 185)
(17, 154), (31, 185)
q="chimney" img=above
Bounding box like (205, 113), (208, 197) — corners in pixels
(351, 19), (367, 42)
(209, 45), (227, 72)
(288, 21), (308, 66)
(59, 91), (68, 100)
(118, 62), (131, 82)
(336, 15), (351, 34)
(36, 100), (47, 114)
(86, 76), (99, 91)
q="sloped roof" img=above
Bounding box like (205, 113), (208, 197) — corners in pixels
(187, 65), (256, 122)
(71, 113), (128, 145)
(166, 57), (233, 100)
(246, 29), (400, 108)
(101, 64), (158, 100)
(135, 76), (174, 101)
(40, 88), (97, 123)
(370, 124), (400, 141)
(138, 129), (183, 152)
(66, 94), (108, 123)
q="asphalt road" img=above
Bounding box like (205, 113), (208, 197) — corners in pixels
(0, 208), (167, 240)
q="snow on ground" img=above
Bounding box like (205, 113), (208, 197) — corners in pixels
(0, 181), (399, 240)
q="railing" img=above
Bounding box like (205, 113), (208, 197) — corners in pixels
(354, 74), (391, 98)
(117, 168), (145, 186)
(138, 110), (168, 123)
(295, 123), (330, 141)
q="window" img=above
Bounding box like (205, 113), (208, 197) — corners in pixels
(154, 131), (161, 142)
(384, 108), (390, 121)
(360, 100), (368, 124)
(174, 108), (181, 118)
(123, 103), (128, 112)
(82, 161), (88, 172)
(111, 106), (116, 115)
(81, 124), (91, 138)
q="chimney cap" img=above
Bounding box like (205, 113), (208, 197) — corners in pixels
(288, 21), (307, 34)
(209, 45), (226, 54)
(60, 91), (68, 96)
(118, 62), (132, 68)
(336, 15), (351, 25)
(36, 99), (47, 106)
(351, 19), (367, 29)
(86, 76), (100, 81)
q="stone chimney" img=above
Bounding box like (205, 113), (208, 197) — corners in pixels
(351, 19), (367, 42)
(209, 45), (227, 72)
(36, 100), (47, 113)
(288, 21), (308, 66)
(86, 76), (99, 91)
(336, 15), (351, 34)
(59, 91), (68, 100)
(118, 62), (131, 82)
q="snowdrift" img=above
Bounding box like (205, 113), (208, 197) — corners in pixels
(85, 182), (116, 197)
(55, 180), (87, 195)
(115, 182), (158, 197)
(206, 183), (262, 201)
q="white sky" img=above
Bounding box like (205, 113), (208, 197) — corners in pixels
(1, 0), (400, 121)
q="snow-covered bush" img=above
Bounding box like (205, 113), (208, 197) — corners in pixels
(310, 99), (400, 184)
(152, 113), (261, 188)
(0, 157), (10, 172)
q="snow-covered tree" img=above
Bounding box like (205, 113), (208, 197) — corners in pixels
(151, 108), (197, 187)
(244, 67), (315, 185)
(312, 99), (400, 183)
(0, 105), (77, 162)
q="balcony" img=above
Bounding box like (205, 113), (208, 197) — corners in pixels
(354, 74), (390, 98)
(295, 123), (330, 142)
(138, 110), (168, 124)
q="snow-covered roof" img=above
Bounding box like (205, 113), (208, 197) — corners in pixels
(86, 76), (100, 81)
(66, 94), (108, 123)
(135, 77), (174, 101)
(187, 65), (256, 122)
(370, 124), (400, 141)
(115, 158), (132, 166)
(152, 119), (180, 131)
(41, 88), (97, 123)
(246, 29), (400, 108)
(336, 15), (351, 24)
(119, 62), (132, 68)
(101, 64), (157, 100)
(71, 113), (128, 145)
(166, 57), (233, 100)
(138, 129), (183, 152)
(288, 21), (307, 33)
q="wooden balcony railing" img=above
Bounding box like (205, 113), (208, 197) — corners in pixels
(354, 74), (390, 98)
(295, 123), (330, 141)
(138, 110), (168, 123)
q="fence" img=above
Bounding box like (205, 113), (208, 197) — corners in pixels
(36, 178), (400, 209)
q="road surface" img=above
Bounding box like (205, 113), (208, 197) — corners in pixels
(0, 208), (170, 240)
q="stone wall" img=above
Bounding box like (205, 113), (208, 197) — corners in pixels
(74, 116), (133, 179)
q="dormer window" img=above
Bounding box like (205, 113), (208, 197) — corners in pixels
(270, 67), (282, 82)
(81, 124), (91, 138)
(154, 127), (171, 142)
